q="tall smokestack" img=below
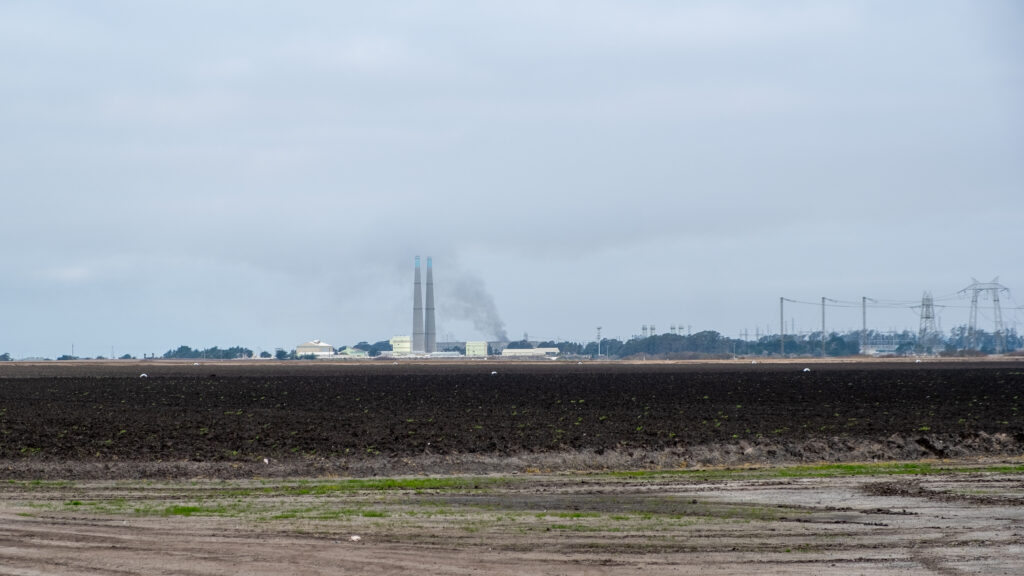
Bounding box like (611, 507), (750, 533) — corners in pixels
(413, 256), (424, 352)
(425, 257), (436, 353)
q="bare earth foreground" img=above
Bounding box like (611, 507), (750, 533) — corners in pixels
(2, 462), (1024, 575)
(1, 359), (1023, 574)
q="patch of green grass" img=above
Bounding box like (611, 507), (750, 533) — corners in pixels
(308, 508), (362, 520)
(552, 511), (600, 519)
(161, 504), (236, 517)
(209, 476), (509, 498)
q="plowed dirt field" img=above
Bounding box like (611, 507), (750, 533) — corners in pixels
(2, 360), (1023, 574)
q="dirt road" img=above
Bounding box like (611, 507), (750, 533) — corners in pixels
(2, 462), (1022, 575)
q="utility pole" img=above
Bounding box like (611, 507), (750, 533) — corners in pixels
(596, 326), (602, 357)
(779, 297), (785, 356)
(862, 297), (867, 352)
(821, 297), (837, 357)
(860, 297), (876, 354)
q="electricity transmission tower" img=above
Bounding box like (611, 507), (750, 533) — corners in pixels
(959, 278), (1010, 353)
(916, 291), (941, 352)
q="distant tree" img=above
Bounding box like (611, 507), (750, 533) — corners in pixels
(0, 353), (12, 361)
(220, 346), (253, 359)
(825, 333), (859, 356)
(57, 355), (79, 361)
(583, 338), (625, 357)
(895, 341), (915, 356)
(119, 354), (134, 360)
(550, 341), (584, 355)
(1006, 329), (1023, 352)
(506, 340), (533, 349)
(275, 349), (290, 360)
(163, 345), (252, 359)
(362, 340), (392, 357)
(259, 351), (272, 359)
(532, 340), (583, 354)
(164, 345), (199, 359)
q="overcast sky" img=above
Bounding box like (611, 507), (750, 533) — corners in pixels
(1, 1), (1022, 357)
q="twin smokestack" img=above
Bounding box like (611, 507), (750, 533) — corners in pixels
(412, 256), (436, 353)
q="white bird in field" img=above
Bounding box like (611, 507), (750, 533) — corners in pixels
(349, 535), (362, 542)
(263, 458), (269, 464)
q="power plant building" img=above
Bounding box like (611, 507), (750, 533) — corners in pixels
(466, 341), (488, 357)
(390, 336), (412, 355)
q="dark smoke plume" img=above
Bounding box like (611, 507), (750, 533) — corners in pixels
(443, 274), (509, 342)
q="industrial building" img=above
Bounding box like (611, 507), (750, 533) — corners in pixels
(296, 339), (334, 358)
(500, 347), (560, 358)
(465, 341), (488, 357)
(389, 336), (412, 355)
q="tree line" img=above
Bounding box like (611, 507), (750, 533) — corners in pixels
(527, 325), (1021, 359)
(1, 325), (1019, 361)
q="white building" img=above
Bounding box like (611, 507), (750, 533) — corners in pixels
(500, 347), (559, 358)
(296, 339), (335, 358)
(465, 341), (488, 357)
(390, 336), (412, 355)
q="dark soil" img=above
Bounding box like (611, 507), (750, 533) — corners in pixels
(1, 361), (1022, 468)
